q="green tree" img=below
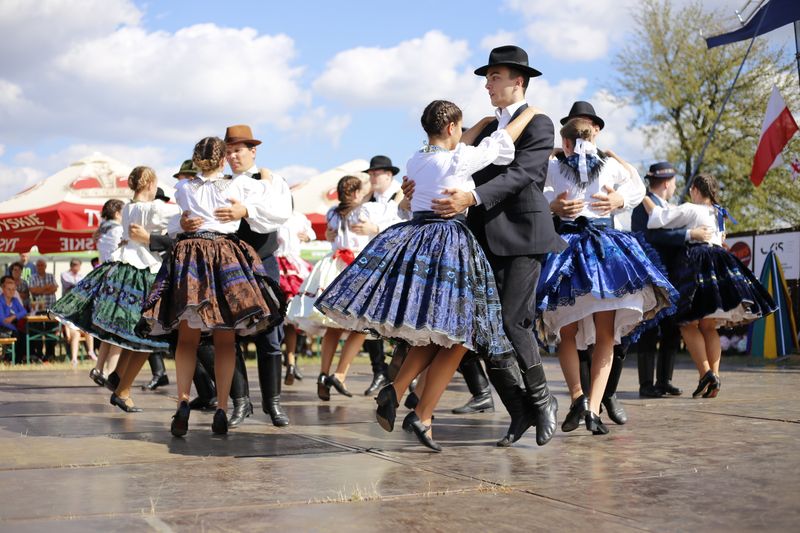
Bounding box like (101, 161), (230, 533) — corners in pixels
(614, 0), (800, 231)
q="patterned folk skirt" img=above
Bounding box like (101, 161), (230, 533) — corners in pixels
(671, 243), (776, 326)
(536, 218), (678, 351)
(139, 233), (286, 336)
(313, 215), (513, 358)
(49, 261), (169, 352)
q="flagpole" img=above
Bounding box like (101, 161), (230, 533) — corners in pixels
(794, 20), (800, 89)
(682, 1), (773, 199)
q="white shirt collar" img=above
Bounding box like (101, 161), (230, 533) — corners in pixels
(495, 100), (528, 127)
(234, 164), (259, 178)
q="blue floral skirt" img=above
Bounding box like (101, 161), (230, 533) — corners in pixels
(671, 243), (776, 326)
(314, 216), (513, 357)
(537, 219), (678, 350)
(49, 262), (169, 352)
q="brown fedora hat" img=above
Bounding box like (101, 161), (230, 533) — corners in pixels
(224, 125), (261, 146)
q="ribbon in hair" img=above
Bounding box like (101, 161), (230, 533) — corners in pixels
(573, 138), (598, 183)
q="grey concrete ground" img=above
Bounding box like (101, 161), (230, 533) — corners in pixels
(0, 357), (798, 532)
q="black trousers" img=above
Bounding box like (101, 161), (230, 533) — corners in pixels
(637, 315), (680, 362)
(364, 339), (387, 375)
(483, 250), (544, 370)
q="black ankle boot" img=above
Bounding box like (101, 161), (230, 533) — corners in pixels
(522, 364), (558, 446)
(562, 394), (588, 432)
(259, 354), (289, 426)
(452, 358), (495, 414)
(284, 364), (296, 386)
(488, 360), (535, 447)
(602, 352), (627, 424)
(228, 397), (253, 427)
(638, 352), (663, 397)
(585, 411), (609, 435)
(375, 384), (399, 432)
(364, 372), (388, 396)
(656, 349), (683, 396)
(142, 352), (169, 390)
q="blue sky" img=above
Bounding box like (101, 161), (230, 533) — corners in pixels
(0, 0), (795, 201)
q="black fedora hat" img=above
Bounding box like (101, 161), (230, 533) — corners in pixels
(560, 101), (605, 130)
(474, 45), (542, 78)
(155, 187), (171, 202)
(364, 155), (399, 176)
(645, 161), (677, 180)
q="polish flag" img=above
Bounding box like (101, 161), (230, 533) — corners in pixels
(751, 86), (798, 187)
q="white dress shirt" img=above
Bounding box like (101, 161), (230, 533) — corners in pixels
(471, 100), (527, 206)
(232, 165), (292, 233)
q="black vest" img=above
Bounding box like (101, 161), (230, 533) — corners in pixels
(236, 172), (278, 259)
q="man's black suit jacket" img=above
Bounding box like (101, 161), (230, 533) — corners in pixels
(468, 104), (565, 256)
(630, 191), (686, 269)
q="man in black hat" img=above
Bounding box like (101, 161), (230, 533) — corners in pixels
(631, 162), (712, 397)
(405, 45), (564, 447)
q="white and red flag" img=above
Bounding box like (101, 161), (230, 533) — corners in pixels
(750, 85), (798, 187)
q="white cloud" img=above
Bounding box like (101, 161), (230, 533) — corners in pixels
(588, 90), (650, 168)
(0, 164), (45, 203)
(275, 107), (352, 147)
(0, 0), (142, 78)
(275, 165), (320, 186)
(313, 31), (473, 108)
(504, 0), (636, 62)
(480, 30), (518, 51)
(0, 1), (336, 150)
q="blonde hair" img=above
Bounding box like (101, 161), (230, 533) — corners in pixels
(560, 117), (595, 143)
(128, 166), (157, 192)
(192, 137), (226, 173)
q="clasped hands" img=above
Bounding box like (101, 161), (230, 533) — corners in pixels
(550, 186), (624, 218)
(180, 198), (248, 232)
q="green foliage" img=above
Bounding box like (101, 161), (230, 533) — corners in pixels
(614, 0), (800, 231)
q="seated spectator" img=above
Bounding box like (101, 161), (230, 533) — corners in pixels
(0, 275), (28, 363)
(28, 259), (58, 361)
(60, 259), (96, 366)
(8, 262), (30, 311)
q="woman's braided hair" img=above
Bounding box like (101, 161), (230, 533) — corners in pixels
(691, 173), (720, 205)
(192, 137), (226, 173)
(128, 166), (157, 193)
(420, 100), (463, 136)
(335, 175), (363, 218)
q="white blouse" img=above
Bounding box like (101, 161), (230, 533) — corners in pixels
(406, 130), (515, 213)
(327, 203), (397, 253)
(648, 203), (724, 246)
(231, 166), (293, 234)
(112, 200), (181, 272)
(544, 156), (645, 221)
(277, 212), (314, 258)
(173, 172), (283, 236)
(96, 220), (123, 263)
